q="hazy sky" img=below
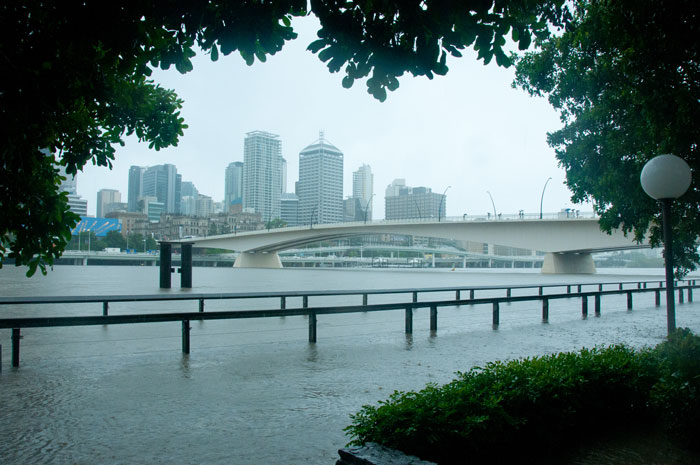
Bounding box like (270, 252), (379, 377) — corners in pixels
(79, 15), (587, 219)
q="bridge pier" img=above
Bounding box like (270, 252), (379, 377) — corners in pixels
(541, 252), (595, 274)
(233, 251), (283, 269)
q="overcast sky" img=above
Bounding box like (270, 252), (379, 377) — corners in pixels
(78, 15), (588, 219)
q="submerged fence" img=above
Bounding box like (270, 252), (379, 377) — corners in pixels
(0, 280), (697, 370)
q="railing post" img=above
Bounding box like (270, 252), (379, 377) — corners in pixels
(655, 289), (661, 306)
(594, 294), (601, 317)
(581, 295), (588, 319)
(181, 320), (190, 353)
(492, 302), (500, 328)
(199, 299), (204, 313)
(309, 312), (317, 343)
(11, 328), (21, 367)
(405, 307), (413, 334)
(542, 298), (549, 323)
(627, 291), (633, 310)
(181, 319), (192, 352)
(281, 296), (286, 309)
(430, 305), (437, 331)
(102, 301), (109, 316)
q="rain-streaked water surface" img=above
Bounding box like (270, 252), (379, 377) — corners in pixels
(1, 266), (699, 464)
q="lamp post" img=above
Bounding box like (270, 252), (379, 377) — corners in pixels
(640, 154), (692, 335)
(438, 186), (451, 222)
(540, 177), (552, 219)
(363, 194), (375, 224)
(486, 191), (497, 220)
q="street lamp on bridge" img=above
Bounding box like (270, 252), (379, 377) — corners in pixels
(540, 177), (552, 219)
(486, 191), (498, 220)
(363, 194), (375, 224)
(640, 154), (692, 336)
(438, 186), (451, 222)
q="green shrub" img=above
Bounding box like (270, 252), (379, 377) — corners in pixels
(345, 331), (700, 464)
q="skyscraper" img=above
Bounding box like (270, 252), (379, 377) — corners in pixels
(127, 166), (146, 212)
(141, 164), (181, 214)
(96, 189), (121, 217)
(224, 161), (244, 211)
(298, 131), (343, 225)
(352, 164), (374, 221)
(384, 179), (444, 220)
(58, 165), (88, 217)
(243, 131), (282, 221)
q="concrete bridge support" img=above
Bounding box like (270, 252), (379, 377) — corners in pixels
(542, 252), (595, 274)
(233, 251), (283, 269)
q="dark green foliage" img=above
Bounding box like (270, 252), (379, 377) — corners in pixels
(346, 331), (700, 464)
(513, 0), (700, 275)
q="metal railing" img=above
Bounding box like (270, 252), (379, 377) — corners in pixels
(1, 279), (696, 370)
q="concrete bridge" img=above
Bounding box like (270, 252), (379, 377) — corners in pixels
(176, 217), (648, 274)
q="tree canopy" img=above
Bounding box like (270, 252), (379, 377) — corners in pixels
(1, 0), (568, 276)
(514, 0), (699, 275)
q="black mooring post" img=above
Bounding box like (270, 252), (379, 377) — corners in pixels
(470, 289), (475, 300)
(102, 301), (109, 316)
(542, 298), (549, 323)
(280, 296), (286, 309)
(159, 243), (172, 289)
(594, 294), (601, 316)
(181, 243), (193, 288)
(455, 289), (461, 301)
(581, 296), (588, 319)
(655, 289), (661, 306)
(689, 286), (693, 302)
(412, 291), (418, 303)
(182, 320), (190, 354)
(12, 328), (21, 367)
(627, 291), (633, 310)
(679, 287), (684, 304)
(430, 305), (437, 331)
(492, 302), (500, 327)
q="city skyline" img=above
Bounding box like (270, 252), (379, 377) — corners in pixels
(76, 15), (585, 220)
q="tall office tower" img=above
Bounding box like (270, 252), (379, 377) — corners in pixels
(127, 166), (146, 212)
(96, 189), (121, 217)
(384, 179), (445, 220)
(224, 161), (244, 211)
(352, 164), (374, 221)
(58, 165), (88, 216)
(141, 164), (181, 214)
(298, 131), (344, 225)
(243, 131), (282, 221)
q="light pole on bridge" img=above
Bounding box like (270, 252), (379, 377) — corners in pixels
(363, 194), (375, 224)
(486, 191), (497, 220)
(438, 186), (451, 222)
(540, 177), (552, 220)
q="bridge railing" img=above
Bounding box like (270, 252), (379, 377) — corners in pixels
(1, 279), (696, 370)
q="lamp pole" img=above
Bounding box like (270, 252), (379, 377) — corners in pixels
(439, 186), (451, 222)
(540, 177), (552, 219)
(486, 191), (497, 220)
(363, 194), (375, 224)
(641, 154), (692, 336)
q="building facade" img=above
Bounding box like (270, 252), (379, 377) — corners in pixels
(127, 166), (146, 212)
(141, 164), (181, 214)
(280, 193), (299, 226)
(384, 180), (445, 220)
(298, 132), (344, 225)
(243, 131), (283, 221)
(58, 165), (88, 216)
(96, 189), (121, 217)
(224, 161), (244, 212)
(352, 164), (374, 221)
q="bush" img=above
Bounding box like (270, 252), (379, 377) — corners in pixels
(345, 330), (700, 464)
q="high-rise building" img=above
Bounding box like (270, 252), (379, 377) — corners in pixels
(298, 132), (344, 225)
(280, 193), (299, 226)
(281, 157), (287, 194)
(243, 131), (283, 221)
(352, 164), (374, 221)
(96, 189), (121, 217)
(58, 165), (88, 216)
(224, 161), (244, 211)
(384, 179), (445, 220)
(141, 164), (181, 214)
(127, 166), (146, 212)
